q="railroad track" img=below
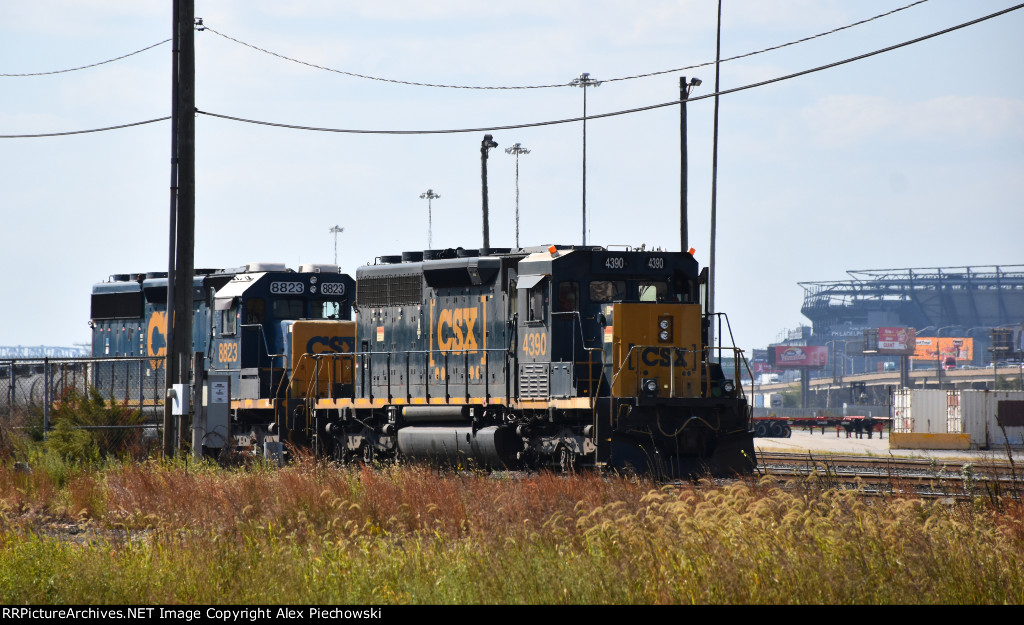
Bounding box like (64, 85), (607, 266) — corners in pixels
(755, 451), (1024, 500)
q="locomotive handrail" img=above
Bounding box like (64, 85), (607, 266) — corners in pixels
(609, 343), (698, 397)
(704, 311), (753, 416)
(550, 310), (607, 401)
(239, 321), (288, 399)
(608, 343), (746, 402)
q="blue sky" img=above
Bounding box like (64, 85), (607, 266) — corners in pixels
(2, 0), (1022, 351)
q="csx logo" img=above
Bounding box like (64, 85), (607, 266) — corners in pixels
(146, 311), (167, 369)
(627, 346), (689, 369)
(436, 307), (480, 352)
(306, 336), (352, 353)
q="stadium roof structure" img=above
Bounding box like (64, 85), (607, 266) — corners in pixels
(800, 265), (1024, 338)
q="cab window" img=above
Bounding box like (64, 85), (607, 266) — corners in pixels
(589, 280), (625, 303)
(246, 298), (265, 324)
(637, 281), (668, 302)
(314, 299), (344, 320)
(557, 282), (579, 312)
(221, 301), (238, 335)
(272, 298), (305, 320)
(528, 282), (548, 322)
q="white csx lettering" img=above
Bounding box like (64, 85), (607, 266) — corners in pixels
(436, 307), (479, 352)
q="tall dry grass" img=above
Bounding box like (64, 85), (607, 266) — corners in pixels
(0, 456), (1022, 604)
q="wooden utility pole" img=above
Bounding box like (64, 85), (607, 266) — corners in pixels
(165, 0), (196, 456)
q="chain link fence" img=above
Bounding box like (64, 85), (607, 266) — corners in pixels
(1, 357), (167, 456)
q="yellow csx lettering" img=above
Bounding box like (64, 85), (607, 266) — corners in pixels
(437, 307), (479, 352)
(218, 342), (238, 363)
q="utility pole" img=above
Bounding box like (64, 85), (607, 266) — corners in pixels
(505, 143), (530, 248)
(679, 76), (701, 252)
(166, 0), (196, 457)
(329, 225), (344, 265)
(708, 1), (722, 350)
(420, 189), (440, 249)
(570, 72), (600, 246)
(480, 135), (498, 250)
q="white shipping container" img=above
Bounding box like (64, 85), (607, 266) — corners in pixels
(892, 389), (957, 434)
(961, 390), (1024, 450)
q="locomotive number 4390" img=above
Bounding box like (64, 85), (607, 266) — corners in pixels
(522, 331), (547, 358)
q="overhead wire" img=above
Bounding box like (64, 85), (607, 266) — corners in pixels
(201, 0), (932, 90)
(193, 2), (1024, 136)
(0, 117), (170, 139)
(0, 1), (931, 85)
(0, 39), (170, 77)
(1, 2), (1021, 139)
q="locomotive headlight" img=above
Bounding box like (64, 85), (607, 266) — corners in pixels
(643, 378), (659, 396)
(720, 380), (735, 394)
(657, 315), (673, 343)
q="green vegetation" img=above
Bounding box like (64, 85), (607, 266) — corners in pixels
(0, 455), (1022, 605)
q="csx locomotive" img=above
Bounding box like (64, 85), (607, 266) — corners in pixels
(90, 246), (754, 477)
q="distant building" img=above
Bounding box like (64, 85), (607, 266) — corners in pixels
(0, 345), (89, 359)
(797, 265), (1024, 373)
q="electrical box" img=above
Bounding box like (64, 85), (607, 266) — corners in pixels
(201, 375), (231, 450)
(170, 384), (191, 416)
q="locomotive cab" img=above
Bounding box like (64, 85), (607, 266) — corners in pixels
(206, 263), (355, 449)
(514, 246), (753, 476)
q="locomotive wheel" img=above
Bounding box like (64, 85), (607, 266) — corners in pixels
(557, 445), (577, 474)
(331, 441), (352, 465)
(754, 422), (768, 438)
(362, 443), (375, 465)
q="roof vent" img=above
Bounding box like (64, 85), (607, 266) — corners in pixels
(298, 263), (340, 274)
(245, 262), (288, 273)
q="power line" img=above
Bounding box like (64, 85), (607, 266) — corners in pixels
(0, 2), (929, 84)
(3, 2), (1021, 140)
(190, 1), (1024, 137)
(0, 39), (170, 77)
(0, 116), (170, 139)
(203, 0), (932, 90)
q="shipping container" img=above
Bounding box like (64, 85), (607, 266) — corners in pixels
(961, 390), (1024, 449)
(891, 389), (959, 434)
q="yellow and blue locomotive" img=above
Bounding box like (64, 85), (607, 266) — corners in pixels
(90, 247), (753, 476)
(89, 263), (355, 450)
(311, 245), (754, 477)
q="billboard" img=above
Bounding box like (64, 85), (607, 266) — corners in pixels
(863, 327), (916, 354)
(878, 327), (916, 354)
(771, 345), (828, 369)
(913, 337), (973, 364)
